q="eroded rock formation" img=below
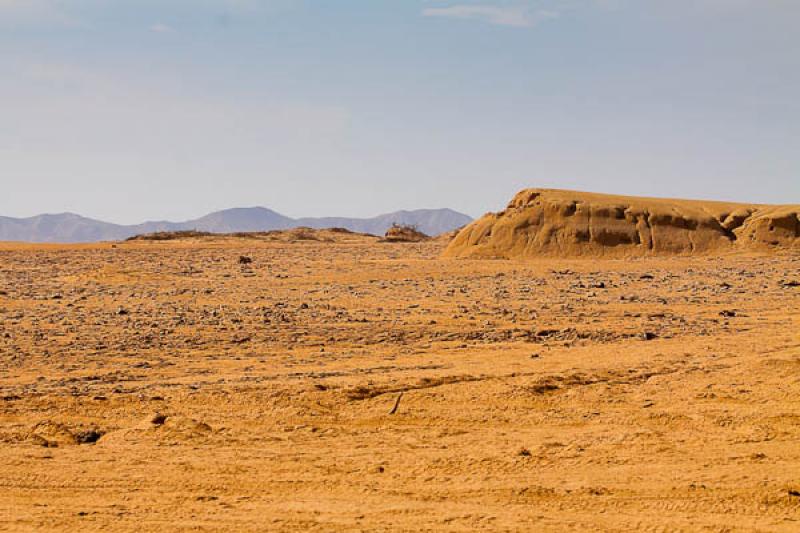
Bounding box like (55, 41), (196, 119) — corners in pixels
(444, 189), (800, 258)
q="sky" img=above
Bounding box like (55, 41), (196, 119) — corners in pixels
(1, 0), (798, 223)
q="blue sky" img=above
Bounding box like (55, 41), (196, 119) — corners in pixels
(1, 0), (798, 223)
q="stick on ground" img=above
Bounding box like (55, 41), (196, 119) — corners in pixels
(389, 392), (404, 415)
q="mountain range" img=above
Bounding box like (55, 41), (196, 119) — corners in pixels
(0, 207), (473, 243)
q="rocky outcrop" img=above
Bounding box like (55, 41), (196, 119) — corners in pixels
(383, 224), (430, 243)
(443, 189), (800, 258)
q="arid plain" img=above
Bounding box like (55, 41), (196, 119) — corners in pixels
(1, 223), (800, 531)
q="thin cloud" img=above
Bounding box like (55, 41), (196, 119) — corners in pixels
(149, 22), (174, 33)
(422, 4), (559, 28)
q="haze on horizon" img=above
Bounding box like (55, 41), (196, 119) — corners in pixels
(2, 0), (798, 225)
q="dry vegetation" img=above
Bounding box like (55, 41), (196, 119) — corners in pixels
(127, 227), (377, 244)
(1, 230), (799, 531)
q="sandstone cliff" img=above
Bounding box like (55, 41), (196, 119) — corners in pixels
(444, 189), (800, 258)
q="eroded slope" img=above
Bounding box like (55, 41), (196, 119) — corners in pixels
(444, 189), (800, 258)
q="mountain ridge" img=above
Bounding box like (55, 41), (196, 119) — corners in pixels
(0, 207), (473, 243)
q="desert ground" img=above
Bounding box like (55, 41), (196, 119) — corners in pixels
(1, 231), (799, 531)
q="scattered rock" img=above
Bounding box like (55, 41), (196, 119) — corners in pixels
(75, 429), (104, 444)
(231, 334), (251, 344)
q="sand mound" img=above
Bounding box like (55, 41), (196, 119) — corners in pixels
(432, 227), (466, 243)
(27, 421), (104, 447)
(97, 414), (213, 446)
(28, 421), (78, 447)
(443, 189), (800, 259)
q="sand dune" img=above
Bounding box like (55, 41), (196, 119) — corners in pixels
(444, 189), (800, 258)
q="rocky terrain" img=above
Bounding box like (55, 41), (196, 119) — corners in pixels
(1, 230), (799, 531)
(445, 189), (800, 258)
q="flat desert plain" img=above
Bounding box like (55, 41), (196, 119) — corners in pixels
(1, 234), (799, 531)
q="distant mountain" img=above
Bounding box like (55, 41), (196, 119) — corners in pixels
(167, 207), (296, 233)
(0, 207), (472, 243)
(0, 213), (130, 243)
(296, 209), (472, 237)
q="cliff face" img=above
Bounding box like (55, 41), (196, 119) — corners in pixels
(443, 189), (800, 259)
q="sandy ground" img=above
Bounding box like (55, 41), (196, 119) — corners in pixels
(1, 238), (799, 531)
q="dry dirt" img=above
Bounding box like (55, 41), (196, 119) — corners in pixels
(1, 235), (800, 531)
